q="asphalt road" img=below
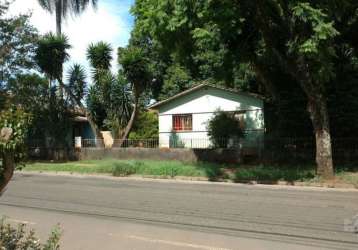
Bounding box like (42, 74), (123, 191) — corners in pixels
(0, 173), (358, 250)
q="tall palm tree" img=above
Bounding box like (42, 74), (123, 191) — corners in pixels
(118, 46), (151, 143)
(38, 0), (98, 35)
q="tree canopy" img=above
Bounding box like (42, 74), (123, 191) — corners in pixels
(0, 2), (38, 88)
(130, 0), (358, 178)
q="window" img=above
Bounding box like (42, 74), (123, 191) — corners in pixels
(172, 114), (192, 131)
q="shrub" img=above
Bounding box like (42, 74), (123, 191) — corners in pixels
(234, 166), (316, 183)
(112, 162), (137, 176)
(207, 110), (244, 148)
(234, 169), (257, 182)
(0, 218), (61, 250)
(128, 111), (158, 140)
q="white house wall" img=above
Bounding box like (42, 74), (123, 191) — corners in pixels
(157, 86), (264, 148)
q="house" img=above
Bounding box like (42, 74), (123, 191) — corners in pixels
(71, 108), (96, 146)
(149, 84), (265, 150)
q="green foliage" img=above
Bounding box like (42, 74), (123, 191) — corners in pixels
(86, 42), (133, 134)
(66, 64), (87, 105)
(35, 33), (71, 82)
(207, 111), (244, 148)
(86, 84), (107, 130)
(112, 162), (137, 176)
(234, 166), (315, 183)
(0, 2), (38, 87)
(8, 74), (48, 110)
(86, 41), (113, 72)
(25, 160), (221, 179)
(0, 218), (61, 250)
(8, 73), (73, 148)
(128, 111), (158, 139)
(159, 64), (192, 100)
(118, 46), (151, 97)
(86, 70), (132, 133)
(0, 106), (31, 155)
(291, 3), (339, 55)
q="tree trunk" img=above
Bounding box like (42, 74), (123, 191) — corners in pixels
(268, 51), (335, 179)
(119, 93), (138, 147)
(307, 94), (334, 179)
(293, 58), (334, 179)
(0, 151), (15, 195)
(55, 0), (62, 36)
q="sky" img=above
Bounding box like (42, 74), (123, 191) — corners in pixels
(8, 0), (135, 77)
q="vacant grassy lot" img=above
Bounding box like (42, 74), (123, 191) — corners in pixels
(23, 159), (358, 188)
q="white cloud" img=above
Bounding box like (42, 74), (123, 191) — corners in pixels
(8, 0), (133, 79)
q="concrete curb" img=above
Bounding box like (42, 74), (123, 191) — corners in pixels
(15, 171), (358, 192)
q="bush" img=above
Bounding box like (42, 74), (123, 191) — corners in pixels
(128, 111), (158, 140)
(0, 218), (61, 250)
(112, 162), (137, 176)
(207, 110), (244, 148)
(234, 166), (315, 183)
(234, 169), (257, 182)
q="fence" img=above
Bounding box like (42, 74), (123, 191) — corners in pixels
(80, 138), (243, 149)
(82, 138), (159, 148)
(26, 137), (358, 165)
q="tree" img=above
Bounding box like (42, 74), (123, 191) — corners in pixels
(66, 63), (87, 106)
(35, 32), (71, 88)
(87, 41), (113, 73)
(86, 41), (112, 134)
(118, 46), (152, 142)
(35, 33), (100, 141)
(0, 1), (38, 88)
(86, 42), (133, 138)
(37, 0), (98, 35)
(8, 73), (73, 148)
(130, 0), (358, 178)
(0, 105), (31, 193)
(128, 110), (158, 140)
(103, 73), (132, 138)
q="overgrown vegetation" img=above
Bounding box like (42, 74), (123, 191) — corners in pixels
(234, 166), (315, 183)
(0, 218), (61, 250)
(22, 160), (358, 187)
(129, 0), (358, 179)
(0, 106), (31, 193)
(25, 160), (216, 178)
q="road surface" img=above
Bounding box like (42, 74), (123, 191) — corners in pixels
(0, 173), (357, 250)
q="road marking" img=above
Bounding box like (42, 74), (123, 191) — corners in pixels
(125, 235), (233, 250)
(7, 218), (36, 225)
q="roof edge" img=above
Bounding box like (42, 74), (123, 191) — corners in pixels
(148, 83), (264, 110)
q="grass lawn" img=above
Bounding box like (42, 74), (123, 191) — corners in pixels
(24, 159), (223, 180)
(23, 159), (358, 188)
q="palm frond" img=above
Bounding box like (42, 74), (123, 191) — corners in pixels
(35, 32), (72, 81)
(67, 63), (87, 104)
(37, 0), (54, 13)
(38, 0), (98, 18)
(86, 41), (113, 71)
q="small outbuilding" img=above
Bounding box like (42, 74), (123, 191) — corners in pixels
(149, 84), (265, 150)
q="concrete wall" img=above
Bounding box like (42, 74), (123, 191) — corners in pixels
(157, 86), (264, 148)
(79, 147), (241, 164)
